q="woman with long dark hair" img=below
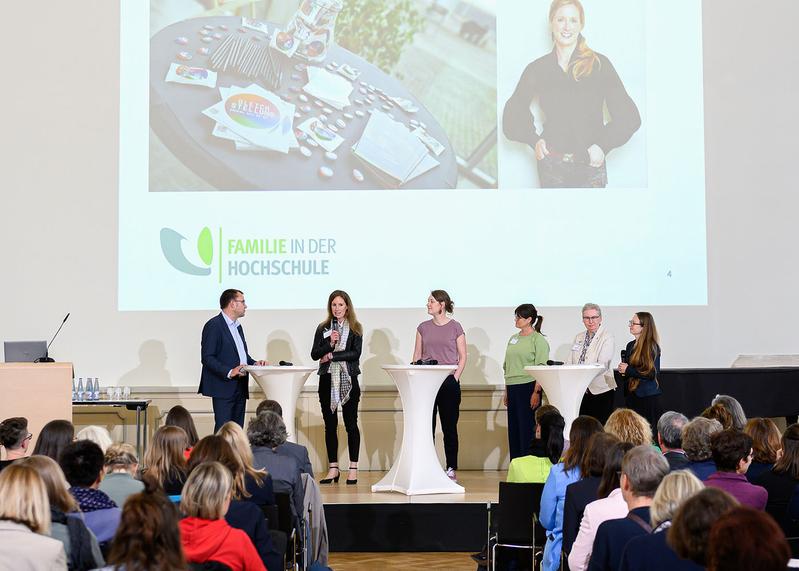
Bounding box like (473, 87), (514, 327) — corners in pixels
(503, 303), (549, 460)
(311, 289), (364, 485)
(503, 0), (641, 188)
(754, 423), (799, 538)
(618, 311), (662, 430)
(412, 289), (467, 481)
(32, 418), (74, 462)
(141, 425), (188, 496)
(507, 408), (565, 483)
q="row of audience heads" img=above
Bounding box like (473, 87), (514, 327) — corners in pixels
(0, 403), (291, 570)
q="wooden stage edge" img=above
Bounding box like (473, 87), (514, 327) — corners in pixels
(318, 469), (506, 505)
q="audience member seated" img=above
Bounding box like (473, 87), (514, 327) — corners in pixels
(248, 412), (306, 522)
(77, 425), (114, 453)
(711, 394), (747, 432)
(143, 425), (189, 496)
(256, 399), (314, 477)
(21, 455), (105, 570)
(563, 432), (619, 556)
(508, 408), (565, 483)
(180, 461), (266, 571)
(701, 403), (734, 431)
(706, 429), (768, 509)
(568, 440), (634, 571)
(657, 411), (690, 471)
(188, 435), (282, 571)
(100, 443), (145, 508)
(60, 439), (122, 545)
(0, 463), (67, 568)
(618, 470), (705, 571)
(98, 486), (189, 571)
(540, 415), (603, 571)
(217, 421), (275, 507)
(0, 416), (32, 472)
(32, 418), (74, 461)
(683, 417), (723, 481)
(165, 405), (200, 459)
(587, 445), (670, 571)
(667, 487), (739, 567)
(744, 417), (782, 481)
(707, 506), (791, 571)
(604, 408), (652, 447)
(754, 423), (799, 538)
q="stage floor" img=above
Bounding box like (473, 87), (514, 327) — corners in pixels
(318, 469), (506, 504)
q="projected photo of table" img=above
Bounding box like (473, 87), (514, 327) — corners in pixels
(149, 16), (458, 191)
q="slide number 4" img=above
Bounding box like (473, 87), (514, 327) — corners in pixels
(666, 270), (672, 278)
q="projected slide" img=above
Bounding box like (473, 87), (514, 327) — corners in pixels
(119, 0), (706, 310)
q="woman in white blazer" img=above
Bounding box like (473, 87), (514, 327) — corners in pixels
(567, 303), (616, 425)
(0, 463), (67, 570)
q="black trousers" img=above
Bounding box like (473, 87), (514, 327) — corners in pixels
(579, 390), (615, 426)
(318, 373), (361, 464)
(212, 393), (246, 432)
(625, 392), (663, 435)
(432, 375), (461, 470)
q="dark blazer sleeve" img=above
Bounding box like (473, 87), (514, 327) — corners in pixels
(300, 447), (313, 478)
(594, 56), (641, 154)
(331, 332), (362, 363)
(310, 324), (332, 361)
(562, 483), (579, 555)
(201, 316), (232, 379)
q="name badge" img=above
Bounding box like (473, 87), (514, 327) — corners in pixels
(323, 329), (332, 339)
(509, 338), (519, 345)
(572, 344), (582, 351)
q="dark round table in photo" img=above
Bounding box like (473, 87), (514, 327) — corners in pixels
(149, 16), (458, 191)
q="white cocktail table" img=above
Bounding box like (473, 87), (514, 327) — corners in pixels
(524, 364), (605, 436)
(372, 364), (464, 495)
(245, 365), (316, 443)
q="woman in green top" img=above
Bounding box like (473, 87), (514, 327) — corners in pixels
(508, 408), (566, 482)
(503, 303), (550, 460)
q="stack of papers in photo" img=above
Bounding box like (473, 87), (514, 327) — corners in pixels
(352, 111), (439, 187)
(303, 66), (353, 110)
(202, 84), (298, 153)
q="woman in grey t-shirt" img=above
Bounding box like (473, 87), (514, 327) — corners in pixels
(412, 289), (467, 481)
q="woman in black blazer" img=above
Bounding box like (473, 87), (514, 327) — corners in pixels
(311, 290), (363, 485)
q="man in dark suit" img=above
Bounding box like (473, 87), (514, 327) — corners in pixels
(200, 289), (266, 431)
(256, 399), (314, 477)
(657, 411), (690, 471)
(588, 445), (669, 571)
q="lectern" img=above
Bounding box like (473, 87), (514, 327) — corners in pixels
(245, 365), (316, 443)
(372, 364), (464, 495)
(524, 364), (605, 436)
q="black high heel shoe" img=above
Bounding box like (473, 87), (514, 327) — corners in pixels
(319, 466), (340, 484)
(346, 465), (358, 485)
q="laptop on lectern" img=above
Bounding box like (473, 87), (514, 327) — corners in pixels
(3, 341), (48, 362)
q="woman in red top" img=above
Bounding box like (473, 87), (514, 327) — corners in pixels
(179, 461), (266, 571)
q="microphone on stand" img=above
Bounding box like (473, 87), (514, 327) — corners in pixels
(35, 313), (70, 363)
(546, 360), (564, 366)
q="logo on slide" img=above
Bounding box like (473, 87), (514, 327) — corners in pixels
(160, 227), (213, 276)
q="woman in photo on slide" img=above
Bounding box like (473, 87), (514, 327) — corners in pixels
(311, 290), (363, 485)
(503, 0), (641, 188)
(413, 290), (467, 481)
(618, 311), (663, 432)
(502, 303), (549, 460)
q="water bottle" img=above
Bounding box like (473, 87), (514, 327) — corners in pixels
(91, 378), (99, 401)
(71, 378), (77, 401)
(77, 378), (84, 401)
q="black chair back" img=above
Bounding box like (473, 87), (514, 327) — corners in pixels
(261, 503), (280, 531)
(496, 481), (546, 545)
(274, 491), (295, 534)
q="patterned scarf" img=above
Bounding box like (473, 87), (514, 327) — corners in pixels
(329, 319), (352, 412)
(69, 486), (117, 512)
(579, 330), (596, 364)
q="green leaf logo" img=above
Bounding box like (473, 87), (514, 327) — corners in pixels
(197, 227), (213, 265)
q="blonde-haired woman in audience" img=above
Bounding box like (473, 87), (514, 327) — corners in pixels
(76, 425), (114, 454)
(142, 425), (188, 496)
(618, 470), (705, 570)
(743, 417), (782, 481)
(180, 461), (266, 571)
(100, 443), (144, 508)
(604, 408), (653, 446)
(20, 455), (105, 570)
(217, 421), (274, 506)
(0, 463), (67, 568)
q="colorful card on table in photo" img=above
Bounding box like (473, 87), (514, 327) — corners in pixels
(271, 29), (299, 58)
(296, 117), (345, 152)
(165, 63), (217, 88)
(242, 17), (270, 35)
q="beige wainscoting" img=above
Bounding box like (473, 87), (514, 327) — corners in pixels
(72, 385), (512, 473)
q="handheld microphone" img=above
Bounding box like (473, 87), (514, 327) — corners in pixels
(331, 317), (339, 332)
(278, 360), (294, 366)
(35, 313), (70, 363)
(546, 360), (564, 366)
(620, 349), (628, 363)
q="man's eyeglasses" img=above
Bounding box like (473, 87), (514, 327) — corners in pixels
(582, 316), (601, 321)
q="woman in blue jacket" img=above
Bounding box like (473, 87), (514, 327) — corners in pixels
(618, 311), (662, 433)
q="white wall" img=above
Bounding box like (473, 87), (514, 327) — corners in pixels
(1, 0), (797, 389)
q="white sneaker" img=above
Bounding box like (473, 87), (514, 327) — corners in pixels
(446, 467), (457, 481)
